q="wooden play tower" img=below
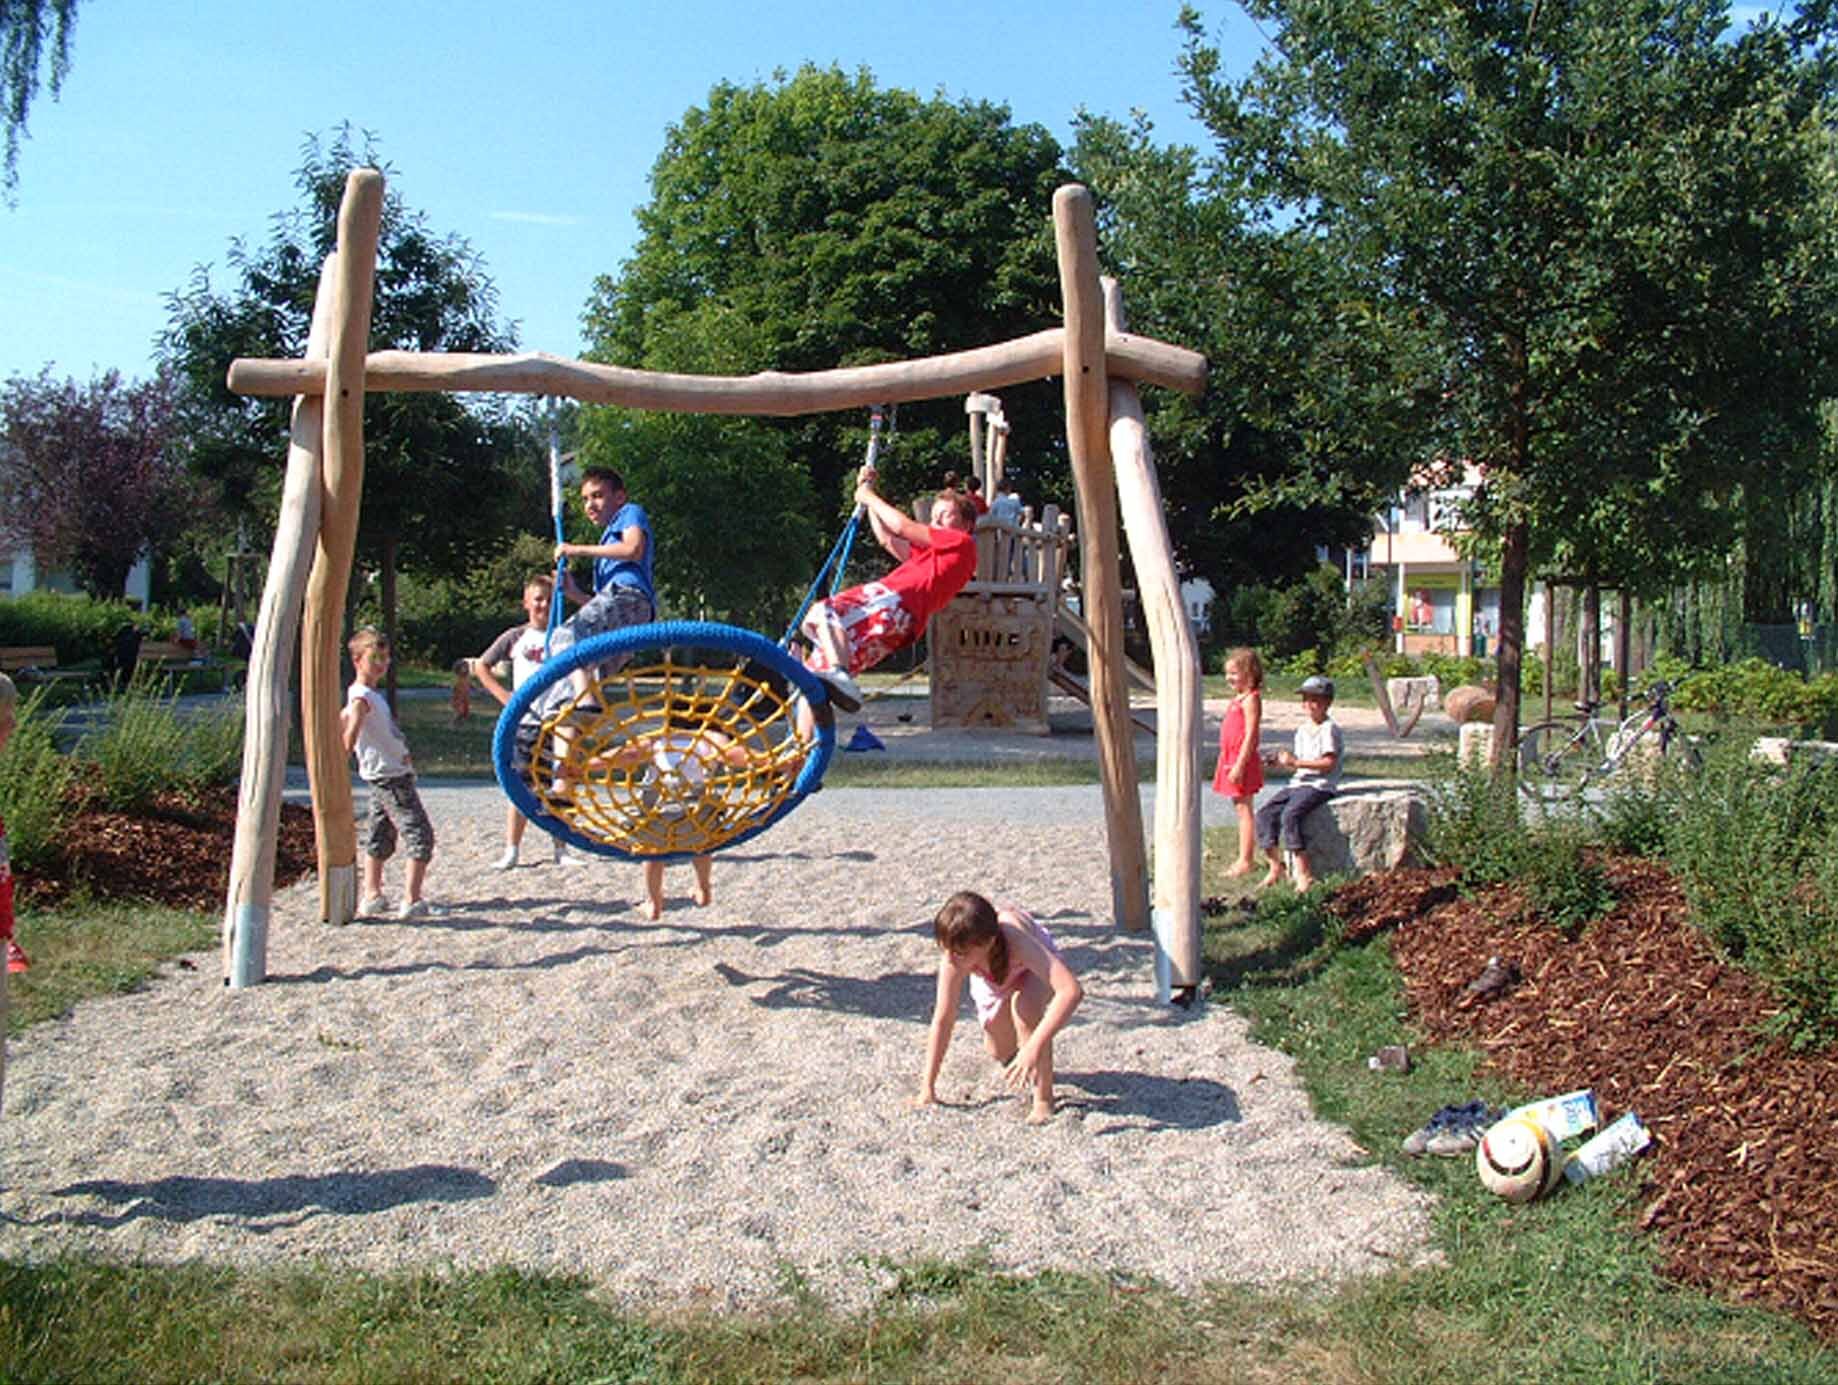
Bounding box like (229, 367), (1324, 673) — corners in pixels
(220, 171), (1209, 1003)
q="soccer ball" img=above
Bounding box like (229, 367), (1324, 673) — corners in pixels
(1475, 1116), (1562, 1203)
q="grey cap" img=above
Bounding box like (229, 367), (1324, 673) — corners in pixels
(1299, 674), (1335, 699)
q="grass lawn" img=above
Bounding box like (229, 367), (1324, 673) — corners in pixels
(5, 830), (1833, 1382)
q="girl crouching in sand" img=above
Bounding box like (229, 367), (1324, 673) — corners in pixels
(912, 890), (1084, 1124)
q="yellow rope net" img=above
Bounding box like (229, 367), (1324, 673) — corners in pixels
(523, 649), (811, 856)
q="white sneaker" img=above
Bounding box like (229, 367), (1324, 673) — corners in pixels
(357, 895), (389, 918)
(398, 897), (439, 920)
(814, 669), (862, 713)
(555, 849), (586, 868)
(492, 846), (519, 871)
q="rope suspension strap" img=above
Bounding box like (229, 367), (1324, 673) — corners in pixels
(781, 403), (893, 646)
(544, 403), (569, 655)
(493, 620), (837, 861)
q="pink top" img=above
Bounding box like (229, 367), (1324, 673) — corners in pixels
(967, 905), (1063, 1025)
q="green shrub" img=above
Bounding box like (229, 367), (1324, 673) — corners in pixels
(1663, 749), (1838, 1048)
(0, 590), (141, 665)
(0, 687), (76, 872)
(78, 671), (195, 811)
(1672, 658), (1838, 733)
(1517, 818), (1614, 930)
(175, 694), (246, 790)
(1421, 753), (1532, 887)
(1419, 651), (1493, 690)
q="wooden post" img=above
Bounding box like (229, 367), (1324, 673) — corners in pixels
(222, 258), (335, 986)
(989, 408), (1010, 493)
(965, 391), (999, 493)
(1053, 185), (1147, 934)
(1104, 278), (1202, 994)
(301, 169), (384, 926)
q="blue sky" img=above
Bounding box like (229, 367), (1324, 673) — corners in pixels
(0, 1), (1270, 385)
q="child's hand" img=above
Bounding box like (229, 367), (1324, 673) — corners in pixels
(1002, 1048), (1038, 1092)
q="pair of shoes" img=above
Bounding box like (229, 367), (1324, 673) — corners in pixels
(357, 895), (389, 919)
(397, 898), (438, 920)
(813, 669), (862, 713)
(6, 938), (29, 973)
(1401, 1100), (1504, 1157)
(492, 847), (519, 871)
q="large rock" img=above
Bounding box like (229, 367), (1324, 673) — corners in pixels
(1751, 736), (1838, 767)
(1255, 785), (1430, 876)
(1386, 675), (1441, 712)
(1444, 685), (1497, 725)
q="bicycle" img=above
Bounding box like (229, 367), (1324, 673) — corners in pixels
(1517, 679), (1704, 801)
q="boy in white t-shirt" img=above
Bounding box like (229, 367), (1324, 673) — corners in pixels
(341, 628), (437, 919)
(472, 575), (572, 870)
(1254, 674), (1345, 892)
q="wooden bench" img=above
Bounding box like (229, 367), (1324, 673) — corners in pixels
(136, 638), (206, 671)
(0, 644), (90, 687)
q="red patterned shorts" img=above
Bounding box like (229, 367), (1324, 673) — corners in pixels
(801, 581), (916, 675)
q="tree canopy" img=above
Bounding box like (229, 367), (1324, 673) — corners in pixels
(1, 0), (75, 203)
(1166, 0), (1838, 738)
(581, 66), (1070, 619)
(0, 366), (202, 600)
(160, 127), (542, 606)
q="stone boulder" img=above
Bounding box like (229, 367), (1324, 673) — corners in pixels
(1444, 685), (1497, 725)
(1751, 736), (1838, 767)
(1386, 675), (1441, 713)
(1257, 784), (1430, 876)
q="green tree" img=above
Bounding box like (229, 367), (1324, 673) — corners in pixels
(1072, 111), (1428, 598)
(0, 367), (202, 600)
(161, 127), (542, 672)
(1, 0), (76, 203)
(1175, 0), (1838, 751)
(583, 66), (1068, 612)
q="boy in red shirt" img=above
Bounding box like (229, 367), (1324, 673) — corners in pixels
(799, 470), (979, 716)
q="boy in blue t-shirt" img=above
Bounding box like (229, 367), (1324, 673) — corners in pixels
(549, 467), (657, 789)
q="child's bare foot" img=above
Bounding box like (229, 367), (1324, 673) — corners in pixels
(1222, 861), (1255, 878)
(1256, 866), (1285, 891)
(1027, 1100), (1056, 1125)
(1293, 872), (1317, 892)
(693, 886), (712, 907)
(643, 899), (662, 921)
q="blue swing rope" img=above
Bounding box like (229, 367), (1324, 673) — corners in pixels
(780, 403), (892, 646)
(544, 404), (569, 656)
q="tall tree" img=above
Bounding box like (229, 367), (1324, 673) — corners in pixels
(1073, 112), (1431, 594)
(161, 127), (541, 661)
(1, 0), (75, 204)
(1176, 0), (1838, 753)
(583, 66), (1068, 615)
(0, 366), (202, 599)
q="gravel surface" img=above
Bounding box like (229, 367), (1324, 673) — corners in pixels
(0, 783), (1436, 1311)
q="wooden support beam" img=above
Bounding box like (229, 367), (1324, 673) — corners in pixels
(1105, 277), (1202, 993)
(222, 257), (335, 986)
(226, 329), (1208, 408)
(301, 169), (384, 927)
(1054, 185), (1147, 935)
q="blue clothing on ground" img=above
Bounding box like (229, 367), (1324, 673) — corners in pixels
(595, 502), (655, 604)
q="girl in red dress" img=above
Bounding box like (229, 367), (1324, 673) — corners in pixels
(1211, 647), (1266, 876)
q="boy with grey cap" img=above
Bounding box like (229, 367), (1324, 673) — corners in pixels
(1255, 674), (1344, 891)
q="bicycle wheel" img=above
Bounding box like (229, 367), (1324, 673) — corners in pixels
(1517, 722), (1593, 800)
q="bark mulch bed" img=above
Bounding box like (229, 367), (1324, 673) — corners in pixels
(1329, 859), (1838, 1343)
(19, 784), (317, 912)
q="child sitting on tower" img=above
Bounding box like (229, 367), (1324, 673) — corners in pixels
(798, 467), (979, 718)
